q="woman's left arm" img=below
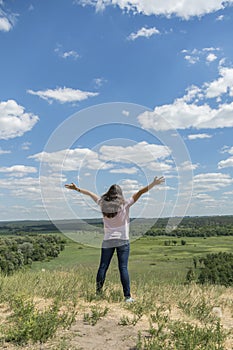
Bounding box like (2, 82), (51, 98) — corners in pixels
(65, 183), (99, 203)
(132, 176), (165, 203)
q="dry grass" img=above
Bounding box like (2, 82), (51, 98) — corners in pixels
(0, 269), (232, 349)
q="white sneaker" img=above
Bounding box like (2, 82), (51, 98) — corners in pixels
(125, 297), (134, 303)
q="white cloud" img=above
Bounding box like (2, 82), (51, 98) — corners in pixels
(218, 157), (233, 168)
(203, 47), (220, 52)
(0, 100), (39, 140)
(0, 148), (11, 155)
(99, 141), (171, 165)
(187, 133), (212, 140)
(184, 55), (199, 65)
(54, 44), (80, 59)
(193, 172), (233, 191)
(30, 148), (112, 171)
(138, 65), (233, 131)
(206, 53), (217, 62)
(128, 26), (160, 40)
(179, 161), (199, 171)
(62, 50), (80, 59)
(21, 142), (31, 150)
(147, 161), (172, 172)
(27, 87), (98, 103)
(140, 100), (233, 130)
(0, 176), (40, 197)
(218, 147), (233, 169)
(0, 165), (37, 175)
(122, 110), (130, 116)
(138, 100), (210, 131)
(0, 173), (67, 207)
(110, 167), (138, 174)
(182, 85), (203, 102)
(220, 145), (231, 153)
(192, 192), (214, 202)
(0, 171), (72, 219)
(76, 0), (233, 20)
(93, 77), (107, 88)
(224, 190), (233, 195)
(216, 14), (224, 21)
(205, 66), (233, 98)
(0, 6), (16, 32)
(118, 179), (140, 195)
(0, 16), (11, 31)
(99, 142), (173, 174)
(182, 47), (220, 65)
(30, 142), (172, 177)
(227, 147), (233, 155)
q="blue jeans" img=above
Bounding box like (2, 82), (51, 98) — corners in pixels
(96, 242), (131, 298)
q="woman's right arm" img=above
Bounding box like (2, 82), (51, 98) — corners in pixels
(132, 176), (165, 203)
(65, 183), (99, 203)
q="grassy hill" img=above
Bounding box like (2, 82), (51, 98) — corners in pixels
(0, 220), (233, 349)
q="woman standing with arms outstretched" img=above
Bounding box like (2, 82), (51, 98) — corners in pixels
(65, 176), (165, 302)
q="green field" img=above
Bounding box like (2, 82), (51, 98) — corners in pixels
(1, 233), (233, 349)
(30, 235), (233, 284)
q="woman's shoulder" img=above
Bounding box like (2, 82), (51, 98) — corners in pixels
(124, 197), (135, 207)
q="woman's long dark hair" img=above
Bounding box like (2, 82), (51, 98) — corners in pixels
(99, 184), (125, 218)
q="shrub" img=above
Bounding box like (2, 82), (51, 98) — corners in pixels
(83, 305), (108, 326)
(1, 295), (76, 345)
(0, 235), (66, 275)
(198, 252), (233, 287)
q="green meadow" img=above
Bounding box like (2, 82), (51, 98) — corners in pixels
(1, 233), (233, 349)
(30, 235), (233, 284)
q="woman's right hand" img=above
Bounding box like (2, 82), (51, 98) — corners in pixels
(65, 182), (80, 191)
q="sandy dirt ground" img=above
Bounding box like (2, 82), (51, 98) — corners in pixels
(68, 302), (233, 350)
(0, 297), (233, 350)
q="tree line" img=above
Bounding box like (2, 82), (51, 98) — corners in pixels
(186, 252), (233, 287)
(1, 216), (233, 236)
(145, 225), (233, 237)
(0, 235), (66, 275)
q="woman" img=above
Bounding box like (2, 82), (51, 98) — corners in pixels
(65, 176), (165, 302)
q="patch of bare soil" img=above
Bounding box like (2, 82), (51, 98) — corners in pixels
(0, 299), (232, 350)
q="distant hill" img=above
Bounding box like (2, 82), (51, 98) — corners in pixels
(0, 215), (233, 236)
(0, 218), (103, 234)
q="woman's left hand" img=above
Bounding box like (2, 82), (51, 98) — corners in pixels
(153, 176), (165, 185)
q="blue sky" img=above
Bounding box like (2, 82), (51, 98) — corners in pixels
(1, 0), (233, 222)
